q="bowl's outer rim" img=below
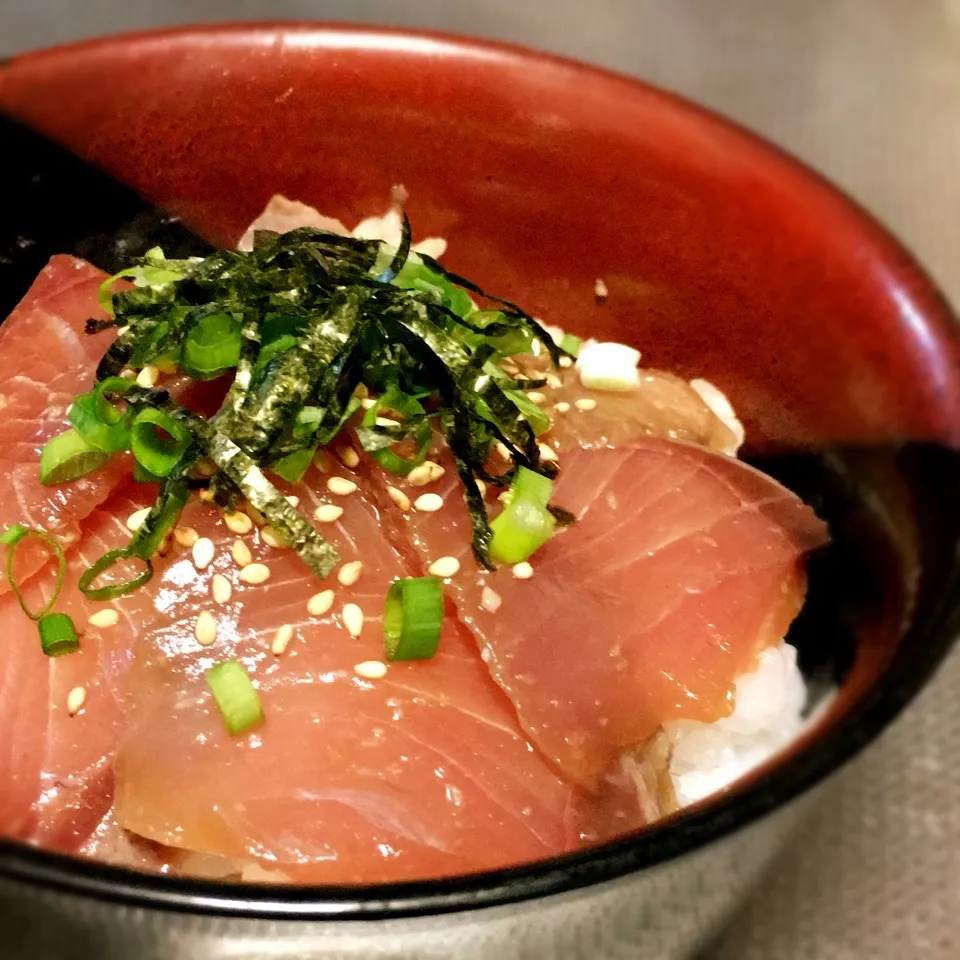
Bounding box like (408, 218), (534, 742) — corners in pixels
(0, 19), (958, 922)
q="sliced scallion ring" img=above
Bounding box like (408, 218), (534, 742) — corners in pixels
(489, 466), (556, 564)
(180, 312), (242, 379)
(130, 408), (192, 478)
(79, 547), (153, 601)
(68, 376), (135, 453)
(383, 576), (444, 661)
(39, 429), (111, 485)
(38, 612), (80, 657)
(2, 525), (67, 620)
(206, 659), (265, 735)
(559, 333), (582, 357)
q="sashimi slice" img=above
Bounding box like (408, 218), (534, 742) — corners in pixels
(0, 480), (156, 851)
(364, 435), (827, 789)
(0, 255), (128, 592)
(110, 457), (627, 881)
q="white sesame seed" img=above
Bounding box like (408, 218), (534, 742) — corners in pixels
(174, 526), (199, 548)
(246, 504), (266, 526)
(223, 510), (253, 535)
(192, 537), (215, 571)
(407, 460), (444, 487)
(119, 368), (137, 380)
(528, 392), (547, 405)
(125, 507), (151, 532)
(546, 373), (563, 389)
(327, 476), (358, 496)
(354, 660), (388, 680)
(260, 525), (287, 549)
(512, 561), (534, 580)
(387, 486), (411, 511)
(538, 443), (559, 462)
(428, 556), (460, 578)
(594, 277), (609, 300)
(476, 480), (487, 498)
(336, 445), (360, 469)
(413, 493), (444, 513)
(427, 461), (445, 481)
(495, 441), (511, 460)
(337, 560), (364, 587)
(575, 398), (597, 412)
(285, 495), (301, 508)
(360, 397), (377, 410)
(231, 539), (253, 568)
(307, 589), (335, 617)
(559, 356), (574, 369)
(342, 603), (364, 638)
(66, 685), (86, 716)
(554, 401), (571, 414)
(198, 489), (215, 503)
(195, 610), (218, 646)
(481, 586), (502, 612)
(238, 563), (271, 585)
(87, 609), (119, 629)
(314, 503), (344, 524)
(375, 416), (401, 427)
(271, 624), (294, 656)
(211, 574), (232, 605)
(116, 325), (130, 336)
(135, 364), (159, 388)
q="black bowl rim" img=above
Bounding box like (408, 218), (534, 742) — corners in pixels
(0, 20), (958, 922)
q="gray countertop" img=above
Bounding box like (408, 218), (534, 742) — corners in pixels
(2, 2), (958, 956)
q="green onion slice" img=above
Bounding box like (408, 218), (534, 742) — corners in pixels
(206, 659), (265, 735)
(559, 333), (582, 357)
(383, 576), (445, 661)
(79, 547), (153, 601)
(180, 311), (242, 380)
(2, 525), (67, 620)
(130, 408), (192, 478)
(68, 376), (135, 453)
(40, 429), (111, 485)
(38, 612), (80, 657)
(357, 386), (431, 476)
(489, 466), (557, 564)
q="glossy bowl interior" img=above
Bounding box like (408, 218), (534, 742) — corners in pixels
(0, 23), (959, 919)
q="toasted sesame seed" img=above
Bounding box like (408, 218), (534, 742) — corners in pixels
(554, 401), (571, 414)
(426, 461), (445, 481)
(307, 589), (335, 617)
(354, 660), (388, 680)
(360, 397), (377, 410)
(428, 556), (460, 578)
(135, 364), (159, 388)
(314, 504), (344, 524)
(476, 480), (487, 498)
(538, 443), (559, 462)
(119, 368), (137, 380)
(285, 495), (300, 508)
(559, 356), (574, 368)
(313, 451), (332, 473)
(231, 539), (252, 568)
(594, 277), (609, 300)
(238, 563), (271, 585)
(192, 537), (215, 571)
(211, 574), (232, 605)
(88, 608), (119, 628)
(387, 486), (411, 511)
(195, 459), (217, 477)
(223, 510), (253, 535)
(575, 398), (597, 412)
(327, 476), (358, 496)
(198, 489), (215, 503)
(174, 526), (199, 548)
(126, 507), (151, 532)
(116, 325), (130, 336)
(414, 493), (444, 513)
(195, 610), (218, 646)
(246, 504), (266, 526)
(481, 586), (502, 612)
(337, 560), (364, 587)
(156, 534), (173, 557)
(271, 624), (295, 656)
(495, 441), (511, 460)
(342, 603), (364, 638)
(407, 460), (444, 487)
(528, 392), (547, 405)
(512, 561), (534, 580)
(260, 525), (287, 549)
(375, 416), (401, 427)
(546, 373), (563, 389)
(66, 685), (86, 716)
(336, 445), (360, 469)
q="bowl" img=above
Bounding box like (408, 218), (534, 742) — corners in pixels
(1, 23), (959, 960)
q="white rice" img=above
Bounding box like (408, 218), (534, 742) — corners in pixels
(666, 642), (807, 806)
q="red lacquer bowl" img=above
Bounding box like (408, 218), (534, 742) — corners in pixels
(0, 24), (958, 960)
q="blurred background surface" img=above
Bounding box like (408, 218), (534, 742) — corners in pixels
(2, 2), (959, 957)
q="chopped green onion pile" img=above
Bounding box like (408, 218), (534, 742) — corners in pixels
(383, 576), (445, 661)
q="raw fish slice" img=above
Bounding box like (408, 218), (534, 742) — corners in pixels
(110, 458), (605, 881)
(364, 435), (827, 789)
